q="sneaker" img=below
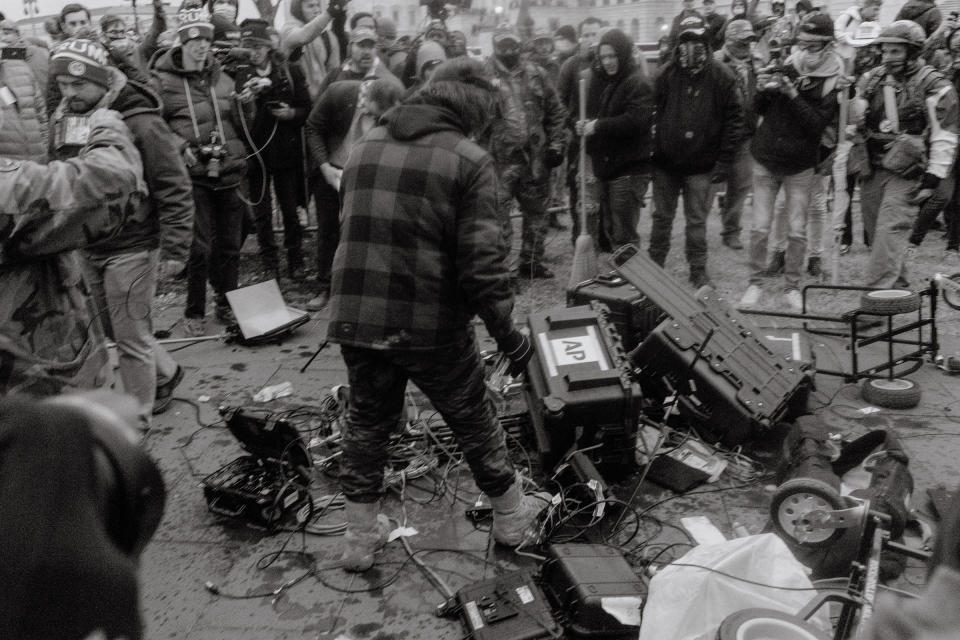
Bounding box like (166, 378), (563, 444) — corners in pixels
(722, 236), (744, 250)
(183, 316), (206, 337)
(306, 291), (329, 311)
(516, 263), (555, 279)
(214, 302), (235, 325)
(807, 256), (822, 277)
(766, 250), (786, 276)
(784, 288), (803, 313)
(153, 365), (185, 415)
(341, 499), (392, 572)
(739, 284), (762, 308)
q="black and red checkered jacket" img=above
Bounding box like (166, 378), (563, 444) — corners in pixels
(327, 103), (517, 351)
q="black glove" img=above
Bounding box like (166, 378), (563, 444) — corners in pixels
(327, 0), (347, 18)
(909, 172), (941, 205)
(710, 163), (730, 184)
(498, 330), (534, 377)
(546, 147), (564, 169)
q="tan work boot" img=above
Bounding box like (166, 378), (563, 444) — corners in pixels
(341, 499), (391, 572)
(489, 475), (552, 547)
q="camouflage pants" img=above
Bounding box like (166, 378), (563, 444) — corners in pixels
(338, 337), (515, 503)
(497, 162), (550, 270)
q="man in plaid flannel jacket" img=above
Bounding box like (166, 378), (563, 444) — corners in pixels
(326, 58), (550, 572)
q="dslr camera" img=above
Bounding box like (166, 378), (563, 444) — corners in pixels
(761, 39), (785, 90)
(197, 131), (228, 179)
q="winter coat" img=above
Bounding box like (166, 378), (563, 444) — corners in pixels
(151, 46), (250, 189)
(327, 102), (516, 351)
(483, 56), (567, 180)
(653, 58), (745, 175)
(558, 49), (593, 129)
(715, 46), (759, 135)
(751, 60), (840, 175)
(896, 0), (942, 37)
(51, 75), (194, 263)
(0, 54), (47, 162)
(858, 64), (959, 179)
(0, 109), (147, 395)
(304, 79), (360, 170)
(249, 56), (311, 170)
(584, 29), (654, 180)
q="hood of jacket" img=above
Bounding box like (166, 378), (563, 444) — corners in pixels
(152, 45), (222, 81)
(382, 103), (467, 141)
(897, 0), (936, 21)
(593, 28), (635, 83)
(110, 79), (162, 119)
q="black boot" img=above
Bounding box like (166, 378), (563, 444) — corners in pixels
(766, 250), (786, 275)
(287, 248), (305, 280)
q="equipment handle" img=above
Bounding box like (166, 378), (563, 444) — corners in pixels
(578, 75), (589, 233)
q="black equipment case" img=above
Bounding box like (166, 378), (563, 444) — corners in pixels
(201, 406), (312, 527)
(524, 303), (640, 475)
(567, 272), (666, 350)
(612, 245), (811, 447)
(542, 544), (645, 639)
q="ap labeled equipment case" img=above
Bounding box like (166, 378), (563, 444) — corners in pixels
(524, 303), (641, 475)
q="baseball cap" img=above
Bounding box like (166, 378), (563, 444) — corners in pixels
(725, 19), (757, 41)
(677, 15), (707, 41)
(350, 26), (377, 44)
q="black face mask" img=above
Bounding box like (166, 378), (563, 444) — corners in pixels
(497, 51), (520, 68)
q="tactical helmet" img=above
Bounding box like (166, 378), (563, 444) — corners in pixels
(874, 20), (926, 48)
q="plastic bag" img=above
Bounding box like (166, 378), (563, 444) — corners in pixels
(639, 533), (831, 640)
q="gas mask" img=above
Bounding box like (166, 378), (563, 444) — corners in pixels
(677, 40), (708, 74)
(213, 3), (238, 22)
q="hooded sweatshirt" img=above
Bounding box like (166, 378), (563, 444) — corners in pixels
(51, 73), (194, 262)
(584, 29), (655, 180)
(327, 101), (516, 351)
(279, 0), (344, 101)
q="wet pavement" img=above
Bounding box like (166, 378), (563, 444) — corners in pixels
(141, 285), (960, 640)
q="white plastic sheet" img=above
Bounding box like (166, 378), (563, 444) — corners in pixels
(639, 533), (831, 640)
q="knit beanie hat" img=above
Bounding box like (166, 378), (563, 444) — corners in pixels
(177, 5), (214, 43)
(50, 38), (112, 88)
(554, 24), (576, 43)
(239, 18), (271, 47)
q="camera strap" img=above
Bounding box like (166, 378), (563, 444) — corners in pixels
(182, 77), (228, 145)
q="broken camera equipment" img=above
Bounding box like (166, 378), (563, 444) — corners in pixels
(453, 570), (562, 640)
(201, 406), (312, 529)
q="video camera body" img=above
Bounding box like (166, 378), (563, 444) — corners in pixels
(761, 38), (788, 90)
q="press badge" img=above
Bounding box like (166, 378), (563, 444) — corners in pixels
(54, 115), (91, 149)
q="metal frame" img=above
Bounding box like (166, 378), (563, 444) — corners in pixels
(740, 281), (939, 383)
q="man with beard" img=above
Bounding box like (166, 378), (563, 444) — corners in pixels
(650, 15), (744, 289)
(316, 27), (398, 103)
(715, 19), (759, 250)
(740, 15), (841, 310)
(484, 26), (566, 281)
(51, 38), (194, 424)
(576, 28), (654, 251)
(855, 20), (958, 288)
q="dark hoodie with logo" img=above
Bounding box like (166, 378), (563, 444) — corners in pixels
(327, 101), (516, 351)
(584, 29), (655, 181)
(52, 76), (195, 262)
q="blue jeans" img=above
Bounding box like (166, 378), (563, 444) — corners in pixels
(581, 172), (648, 251)
(339, 337), (515, 503)
(714, 137), (753, 241)
(81, 249), (179, 424)
(771, 173), (828, 257)
(649, 168), (712, 275)
(748, 162), (814, 288)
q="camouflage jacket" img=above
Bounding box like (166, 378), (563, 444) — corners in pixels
(0, 109), (146, 396)
(483, 57), (567, 181)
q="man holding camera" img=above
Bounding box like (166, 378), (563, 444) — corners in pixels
(50, 37), (194, 424)
(855, 20), (958, 288)
(152, 5), (252, 336)
(740, 15), (840, 311)
(240, 19), (311, 281)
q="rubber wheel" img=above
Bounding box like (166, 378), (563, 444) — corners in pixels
(942, 273), (960, 311)
(861, 378), (922, 409)
(859, 289), (921, 315)
(717, 608), (830, 640)
(770, 478), (844, 547)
